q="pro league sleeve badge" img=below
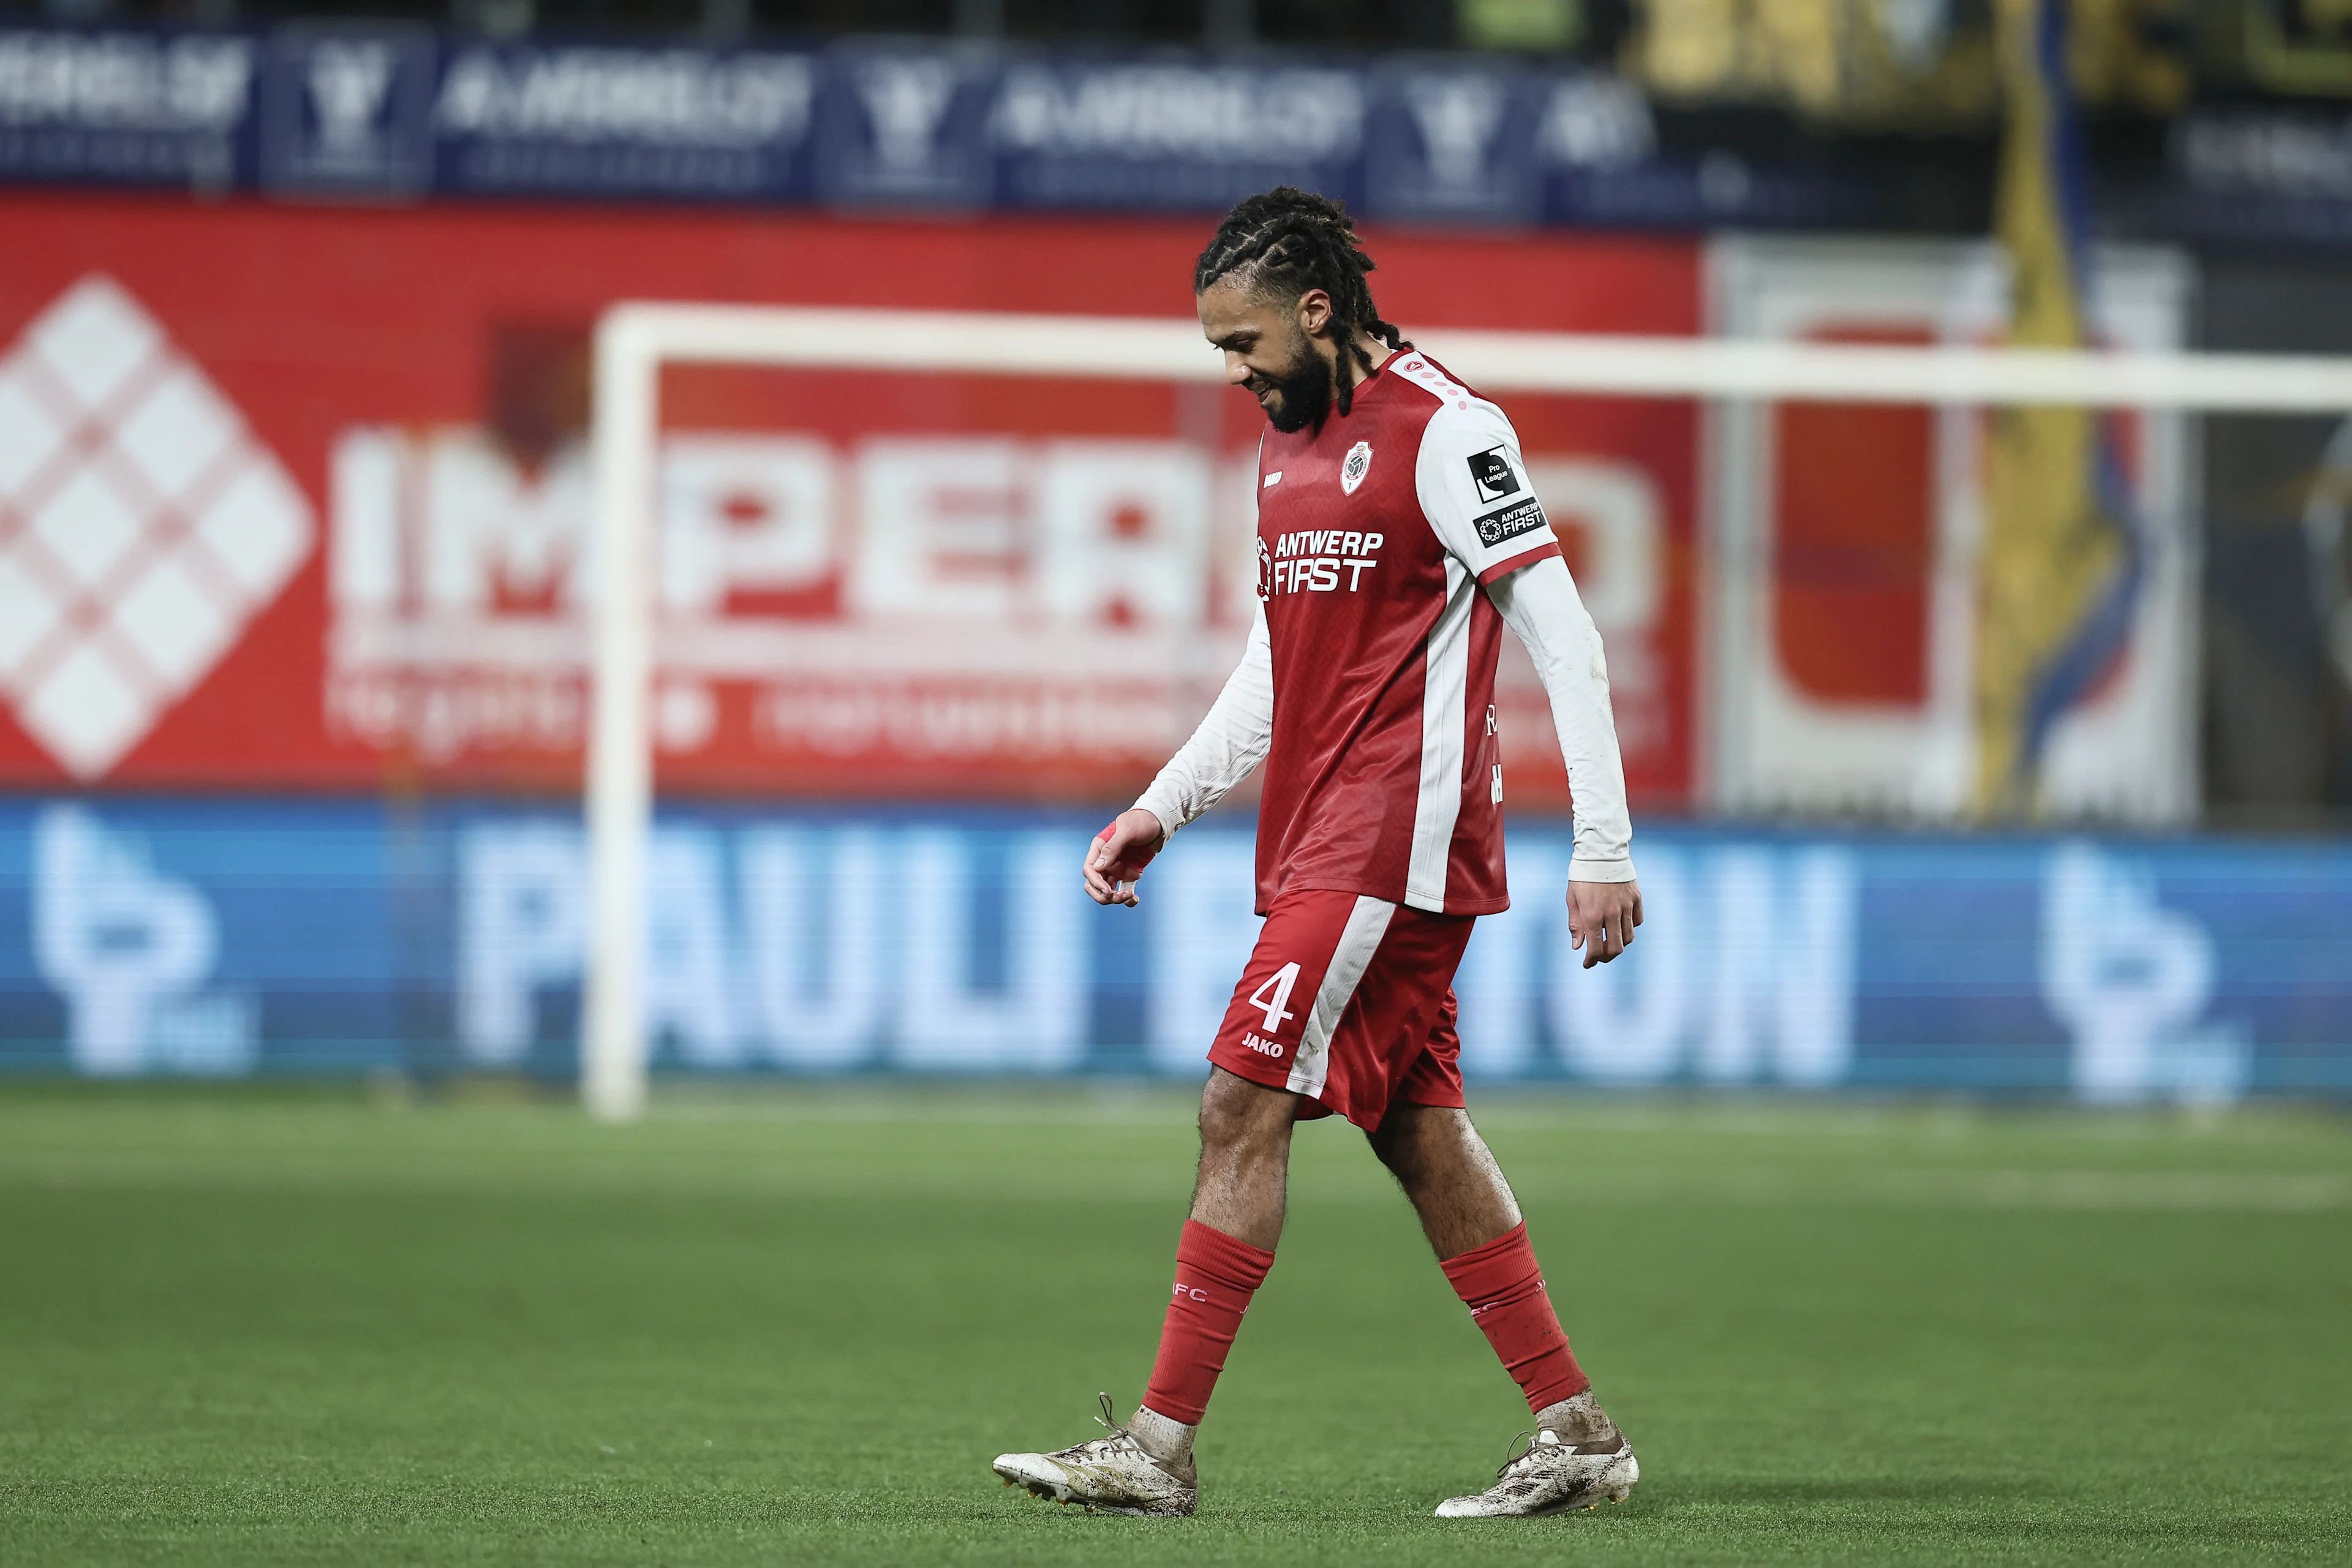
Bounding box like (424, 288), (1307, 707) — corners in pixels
(1466, 447), (1520, 502)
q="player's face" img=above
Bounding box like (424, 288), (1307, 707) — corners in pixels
(1198, 277), (1336, 434)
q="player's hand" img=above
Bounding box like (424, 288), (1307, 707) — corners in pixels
(1568, 878), (1642, 968)
(1084, 808), (1166, 907)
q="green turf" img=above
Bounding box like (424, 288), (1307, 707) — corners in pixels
(1, 1085), (2348, 1565)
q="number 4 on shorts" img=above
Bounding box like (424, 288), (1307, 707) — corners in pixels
(1249, 962), (1301, 1033)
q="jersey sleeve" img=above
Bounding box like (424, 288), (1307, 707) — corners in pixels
(1486, 555), (1637, 883)
(1132, 601), (1274, 842)
(1413, 398), (1564, 585)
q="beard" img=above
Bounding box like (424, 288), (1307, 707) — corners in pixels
(1247, 329), (1335, 434)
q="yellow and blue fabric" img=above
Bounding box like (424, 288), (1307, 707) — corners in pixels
(1974, 0), (2144, 815)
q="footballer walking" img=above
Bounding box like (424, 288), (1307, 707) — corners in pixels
(992, 187), (1646, 1520)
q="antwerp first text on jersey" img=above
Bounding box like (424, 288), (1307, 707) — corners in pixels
(1251, 350), (1562, 918)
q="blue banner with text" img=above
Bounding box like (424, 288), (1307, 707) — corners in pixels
(0, 23), (1883, 228)
(1, 799), (2346, 1100)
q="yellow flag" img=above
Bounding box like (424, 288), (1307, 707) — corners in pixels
(1974, 0), (2141, 816)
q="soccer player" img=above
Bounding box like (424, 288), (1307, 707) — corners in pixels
(991, 187), (1645, 1520)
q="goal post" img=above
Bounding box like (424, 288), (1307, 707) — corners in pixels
(581, 307), (1232, 1121)
(582, 303), (2352, 1121)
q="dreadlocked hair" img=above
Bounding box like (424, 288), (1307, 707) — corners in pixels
(1194, 186), (1410, 418)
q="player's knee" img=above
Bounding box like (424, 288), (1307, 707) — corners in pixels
(1368, 1131), (1430, 1193)
(1367, 1104), (1457, 1188)
(1196, 1101), (1265, 1158)
(1197, 1070), (1294, 1158)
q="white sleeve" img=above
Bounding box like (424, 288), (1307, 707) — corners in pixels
(1414, 396), (1565, 585)
(1486, 552), (1638, 884)
(1133, 602), (1274, 841)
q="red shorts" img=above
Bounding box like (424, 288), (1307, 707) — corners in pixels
(1207, 888), (1477, 1133)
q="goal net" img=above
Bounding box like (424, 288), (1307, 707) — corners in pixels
(576, 265), (2352, 1119)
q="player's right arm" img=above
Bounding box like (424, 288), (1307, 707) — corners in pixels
(1083, 603), (1275, 907)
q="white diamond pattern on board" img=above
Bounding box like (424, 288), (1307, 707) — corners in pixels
(195, 464), (309, 592)
(28, 277), (160, 409)
(0, 274), (315, 779)
(0, 376), (61, 493)
(0, 556), (61, 678)
(23, 644), (148, 778)
(31, 469), (144, 588)
(114, 557), (235, 686)
(116, 364), (240, 498)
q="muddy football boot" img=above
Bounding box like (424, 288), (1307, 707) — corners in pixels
(1434, 1392), (1638, 1518)
(992, 1394), (1198, 1517)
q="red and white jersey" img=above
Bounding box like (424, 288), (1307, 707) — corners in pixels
(1251, 351), (1555, 915)
(1137, 349), (1636, 918)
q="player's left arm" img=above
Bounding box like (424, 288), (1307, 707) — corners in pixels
(1415, 399), (1641, 968)
(1487, 560), (1642, 967)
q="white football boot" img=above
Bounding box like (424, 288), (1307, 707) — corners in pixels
(992, 1394), (1199, 1517)
(1434, 1392), (1638, 1518)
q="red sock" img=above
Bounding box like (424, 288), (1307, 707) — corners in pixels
(1441, 1221), (1589, 1415)
(1141, 1219), (1275, 1426)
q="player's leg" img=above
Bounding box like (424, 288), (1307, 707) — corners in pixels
(990, 1070), (1296, 1515)
(1184, 1063), (1302, 1251)
(993, 889), (1360, 1517)
(1369, 1086), (1637, 1516)
(1370, 1100), (1594, 1411)
(1126, 1068), (1297, 1449)
(1364, 1096), (1520, 1257)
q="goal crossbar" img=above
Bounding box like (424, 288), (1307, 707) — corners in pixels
(582, 302), (2352, 1120)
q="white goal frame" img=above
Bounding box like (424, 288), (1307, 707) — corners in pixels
(582, 303), (2352, 1120)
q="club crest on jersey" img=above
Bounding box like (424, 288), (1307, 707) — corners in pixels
(1340, 440), (1373, 495)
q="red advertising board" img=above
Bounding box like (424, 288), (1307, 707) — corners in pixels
(0, 193), (1698, 807)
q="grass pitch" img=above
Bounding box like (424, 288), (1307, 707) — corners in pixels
(1, 1085), (2347, 1566)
